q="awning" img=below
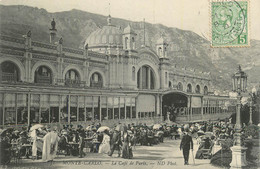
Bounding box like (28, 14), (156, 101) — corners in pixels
(136, 95), (155, 112)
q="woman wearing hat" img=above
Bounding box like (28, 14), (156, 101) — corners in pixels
(98, 130), (110, 154)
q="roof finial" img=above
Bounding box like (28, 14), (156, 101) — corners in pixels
(238, 65), (242, 72)
(143, 18), (146, 47)
(107, 15), (112, 26)
(51, 18), (56, 30)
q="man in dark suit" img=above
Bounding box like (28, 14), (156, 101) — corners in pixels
(180, 129), (193, 165)
(108, 130), (121, 157)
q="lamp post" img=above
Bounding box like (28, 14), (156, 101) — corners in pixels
(249, 87), (257, 125)
(230, 65), (248, 168)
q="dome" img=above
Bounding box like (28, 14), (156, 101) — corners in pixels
(84, 15), (123, 49)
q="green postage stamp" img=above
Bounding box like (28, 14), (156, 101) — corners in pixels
(210, 0), (249, 47)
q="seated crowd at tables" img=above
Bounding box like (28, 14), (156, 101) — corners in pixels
(0, 120), (255, 165)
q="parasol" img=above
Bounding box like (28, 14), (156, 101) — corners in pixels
(97, 126), (110, 132)
(30, 124), (44, 131)
(153, 124), (162, 130)
(197, 130), (205, 136)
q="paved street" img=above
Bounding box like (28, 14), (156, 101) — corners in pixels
(5, 138), (221, 169)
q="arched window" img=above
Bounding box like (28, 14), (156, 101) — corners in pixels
(132, 66), (135, 81)
(0, 61), (20, 82)
(177, 82), (183, 91)
(125, 37), (128, 49)
(187, 84), (192, 93)
(169, 81), (172, 88)
(204, 86), (208, 95)
(195, 85), (201, 94)
(158, 47), (162, 56)
(137, 65), (155, 89)
(132, 37), (135, 49)
(34, 66), (52, 84)
(90, 72), (103, 88)
(65, 69), (80, 86)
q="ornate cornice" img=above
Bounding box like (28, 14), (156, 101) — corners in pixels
(0, 35), (25, 44)
(63, 47), (84, 55)
(32, 41), (56, 50)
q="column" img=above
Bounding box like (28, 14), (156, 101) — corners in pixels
(77, 96), (79, 122)
(48, 94), (50, 124)
(124, 97), (126, 119)
(201, 97), (204, 121)
(130, 98), (132, 119)
(2, 93), (5, 127)
(147, 67), (151, 89)
(39, 94), (42, 123)
(92, 96), (94, 121)
(118, 97), (121, 119)
(112, 97), (115, 120)
(68, 95), (71, 124)
(160, 95), (163, 122)
(84, 96), (86, 122)
(106, 96), (108, 120)
(15, 93), (18, 126)
(99, 96), (102, 122)
(27, 93), (31, 126)
(58, 95), (61, 124)
(139, 67), (142, 89)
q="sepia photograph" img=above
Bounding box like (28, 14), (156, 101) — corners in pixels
(0, 0), (259, 168)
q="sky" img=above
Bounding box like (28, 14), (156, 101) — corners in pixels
(0, 0), (260, 40)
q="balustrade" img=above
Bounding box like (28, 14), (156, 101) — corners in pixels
(1, 72), (17, 82)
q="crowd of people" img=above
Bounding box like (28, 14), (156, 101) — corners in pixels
(0, 120), (258, 166)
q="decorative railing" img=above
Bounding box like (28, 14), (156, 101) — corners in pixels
(56, 79), (86, 87)
(90, 81), (103, 88)
(35, 75), (51, 84)
(1, 73), (17, 82)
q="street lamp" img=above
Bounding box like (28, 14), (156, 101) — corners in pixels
(249, 87), (257, 124)
(232, 65), (247, 133)
(230, 65), (248, 168)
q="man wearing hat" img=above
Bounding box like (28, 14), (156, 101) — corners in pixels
(180, 128), (193, 165)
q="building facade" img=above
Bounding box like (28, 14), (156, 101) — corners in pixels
(0, 16), (236, 128)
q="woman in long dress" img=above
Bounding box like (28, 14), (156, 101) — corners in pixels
(98, 130), (110, 154)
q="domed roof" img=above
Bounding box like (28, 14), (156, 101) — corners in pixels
(84, 15), (123, 49)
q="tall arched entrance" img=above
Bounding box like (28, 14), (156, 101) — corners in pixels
(162, 93), (188, 122)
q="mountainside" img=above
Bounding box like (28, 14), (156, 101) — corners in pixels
(0, 5), (259, 92)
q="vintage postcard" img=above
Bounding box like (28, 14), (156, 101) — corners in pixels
(0, 0), (259, 169)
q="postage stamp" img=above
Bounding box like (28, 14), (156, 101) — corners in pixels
(210, 0), (249, 47)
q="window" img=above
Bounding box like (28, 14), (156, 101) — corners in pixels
(125, 37), (128, 49)
(165, 72), (167, 84)
(65, 69), (80, 86)
(132, 66), (135, 81)
(177, 82), (183, 91)
(195, 85), (201, 94)
(137, 65), (155, 89)
(158, 47), (162, 56)
(34, 66), (52, 84)
(1, 61), (20, 82)
(204, 86), (208, 95)
(90, 72), (103, 87)
(132, 37), (135, 49)
(187, 84), (192, 93)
